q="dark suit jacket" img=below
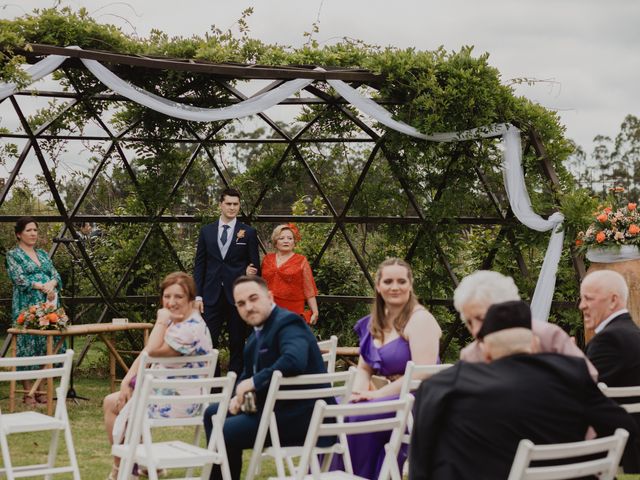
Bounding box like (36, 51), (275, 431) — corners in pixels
(240, 305), (327, 405)
(409, 354), (639, 480)
(586, 312), (640, 388)
(193, 220), (260, 305)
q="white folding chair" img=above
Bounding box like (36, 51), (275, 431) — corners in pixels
(115, 350), (218, 448)
(317, 336), (338, 374)
(507, 428), (628, 480)
(398, 361), (454, 399)
(275, 396), (414, 480)
(598, 382), (640, 413)
(0, 349), (80, 480)
(245, 367), (357, 480)
(113, 372), (236, 480)
(399, 361), (453, 449)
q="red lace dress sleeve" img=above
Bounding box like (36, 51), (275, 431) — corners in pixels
(300, 256), (318, 300)
(261, 253), (318, 317)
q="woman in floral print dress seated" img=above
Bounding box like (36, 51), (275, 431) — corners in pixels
(103, 271), (213, 480)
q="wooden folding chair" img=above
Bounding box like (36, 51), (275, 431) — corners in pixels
(317, 336), (338, 374)
(278, 396), (415, 480)
(245, 367), (357, 480)
(113, 372), (236, 480)
(598, 382), (640, 414)
(0, 349), (80, 480)
(507, 428), (628, 480)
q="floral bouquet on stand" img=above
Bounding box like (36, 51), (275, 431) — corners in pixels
(576, 188), (640, 262)
(16, 303), (70, 331)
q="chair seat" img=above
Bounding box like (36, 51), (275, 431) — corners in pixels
(0, 412), (66, 434)
(270, 472), (367, 479)
(263, 444), (345, 458)
(113, 440), (222, 469)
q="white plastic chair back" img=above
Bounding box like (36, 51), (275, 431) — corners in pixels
(120, 350), (218, 446)
(0, 350), (80, 480)
(245, 367), (357, 480)
(598, 382), (640, 414)
(399, 361), (453, 449)
(292, 396), (415, 480)
(115, 372), (236, 480)
(317, 335), (338, 374)
(507, 428), (628, 480)
(399, 361), (454, 398)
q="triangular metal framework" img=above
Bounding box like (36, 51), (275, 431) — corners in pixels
(0, 46), (583, 362)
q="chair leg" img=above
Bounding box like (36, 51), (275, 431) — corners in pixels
(0, 432), (17, 480)
(214, 431), (232, 480)
(63, 424), (82, 480)
(148, 464), (159, 480)
(45, 428), (61, 480)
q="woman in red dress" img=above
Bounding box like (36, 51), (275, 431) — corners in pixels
(250, 224), (319, 325)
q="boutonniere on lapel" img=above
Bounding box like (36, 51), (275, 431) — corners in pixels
(236, 229), (246, 241)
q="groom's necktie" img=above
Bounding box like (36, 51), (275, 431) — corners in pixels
(221, 224), (230, 245)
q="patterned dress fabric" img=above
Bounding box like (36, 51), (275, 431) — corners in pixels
(146, 310), (214, 418)
(5, 247), (63, 369)
(261, 253), (318, 320)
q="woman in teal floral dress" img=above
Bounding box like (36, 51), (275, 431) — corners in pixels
(5, 217), (62, 404)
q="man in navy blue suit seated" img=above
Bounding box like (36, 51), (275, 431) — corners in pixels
(203, 275), (327, 480)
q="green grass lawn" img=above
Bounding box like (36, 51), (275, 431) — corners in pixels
(0, 335), (639, 479)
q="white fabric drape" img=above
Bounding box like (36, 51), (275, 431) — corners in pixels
(0, 48), (567, 320)
(586, 245), (640, 263)
(0, 50), (314, 121)
(327, 78), (508, 141)
(0, 54), (67, 100)
(501, 126), (564, 321)
(80, 58), (314, 122)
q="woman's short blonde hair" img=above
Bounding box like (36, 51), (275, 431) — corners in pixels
(160, 272), (196, 301)
(270, 224), (296, 247)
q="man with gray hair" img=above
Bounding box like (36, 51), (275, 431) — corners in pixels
(581, 269), (640, 389)
(454, 270), (597, 380)
(581, 270), (640, 473)
(409, 300), (638, 479)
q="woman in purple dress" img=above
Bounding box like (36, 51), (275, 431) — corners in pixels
(348, 258), (441, 478)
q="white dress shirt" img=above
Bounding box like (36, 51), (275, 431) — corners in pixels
(595, 308), (629, 334)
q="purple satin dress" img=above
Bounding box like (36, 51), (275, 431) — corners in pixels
(346, 315), (413, 479)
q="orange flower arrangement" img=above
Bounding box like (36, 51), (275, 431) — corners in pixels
(576, 191), (640, 251)
(17, 303), (69, 331)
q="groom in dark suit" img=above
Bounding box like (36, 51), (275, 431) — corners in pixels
(581, 269), (640, 472)
(203, 275), (328, 480)
(193, 188), (260, 375)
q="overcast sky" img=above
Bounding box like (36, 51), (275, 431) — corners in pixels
(2, 0), (639, 153)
